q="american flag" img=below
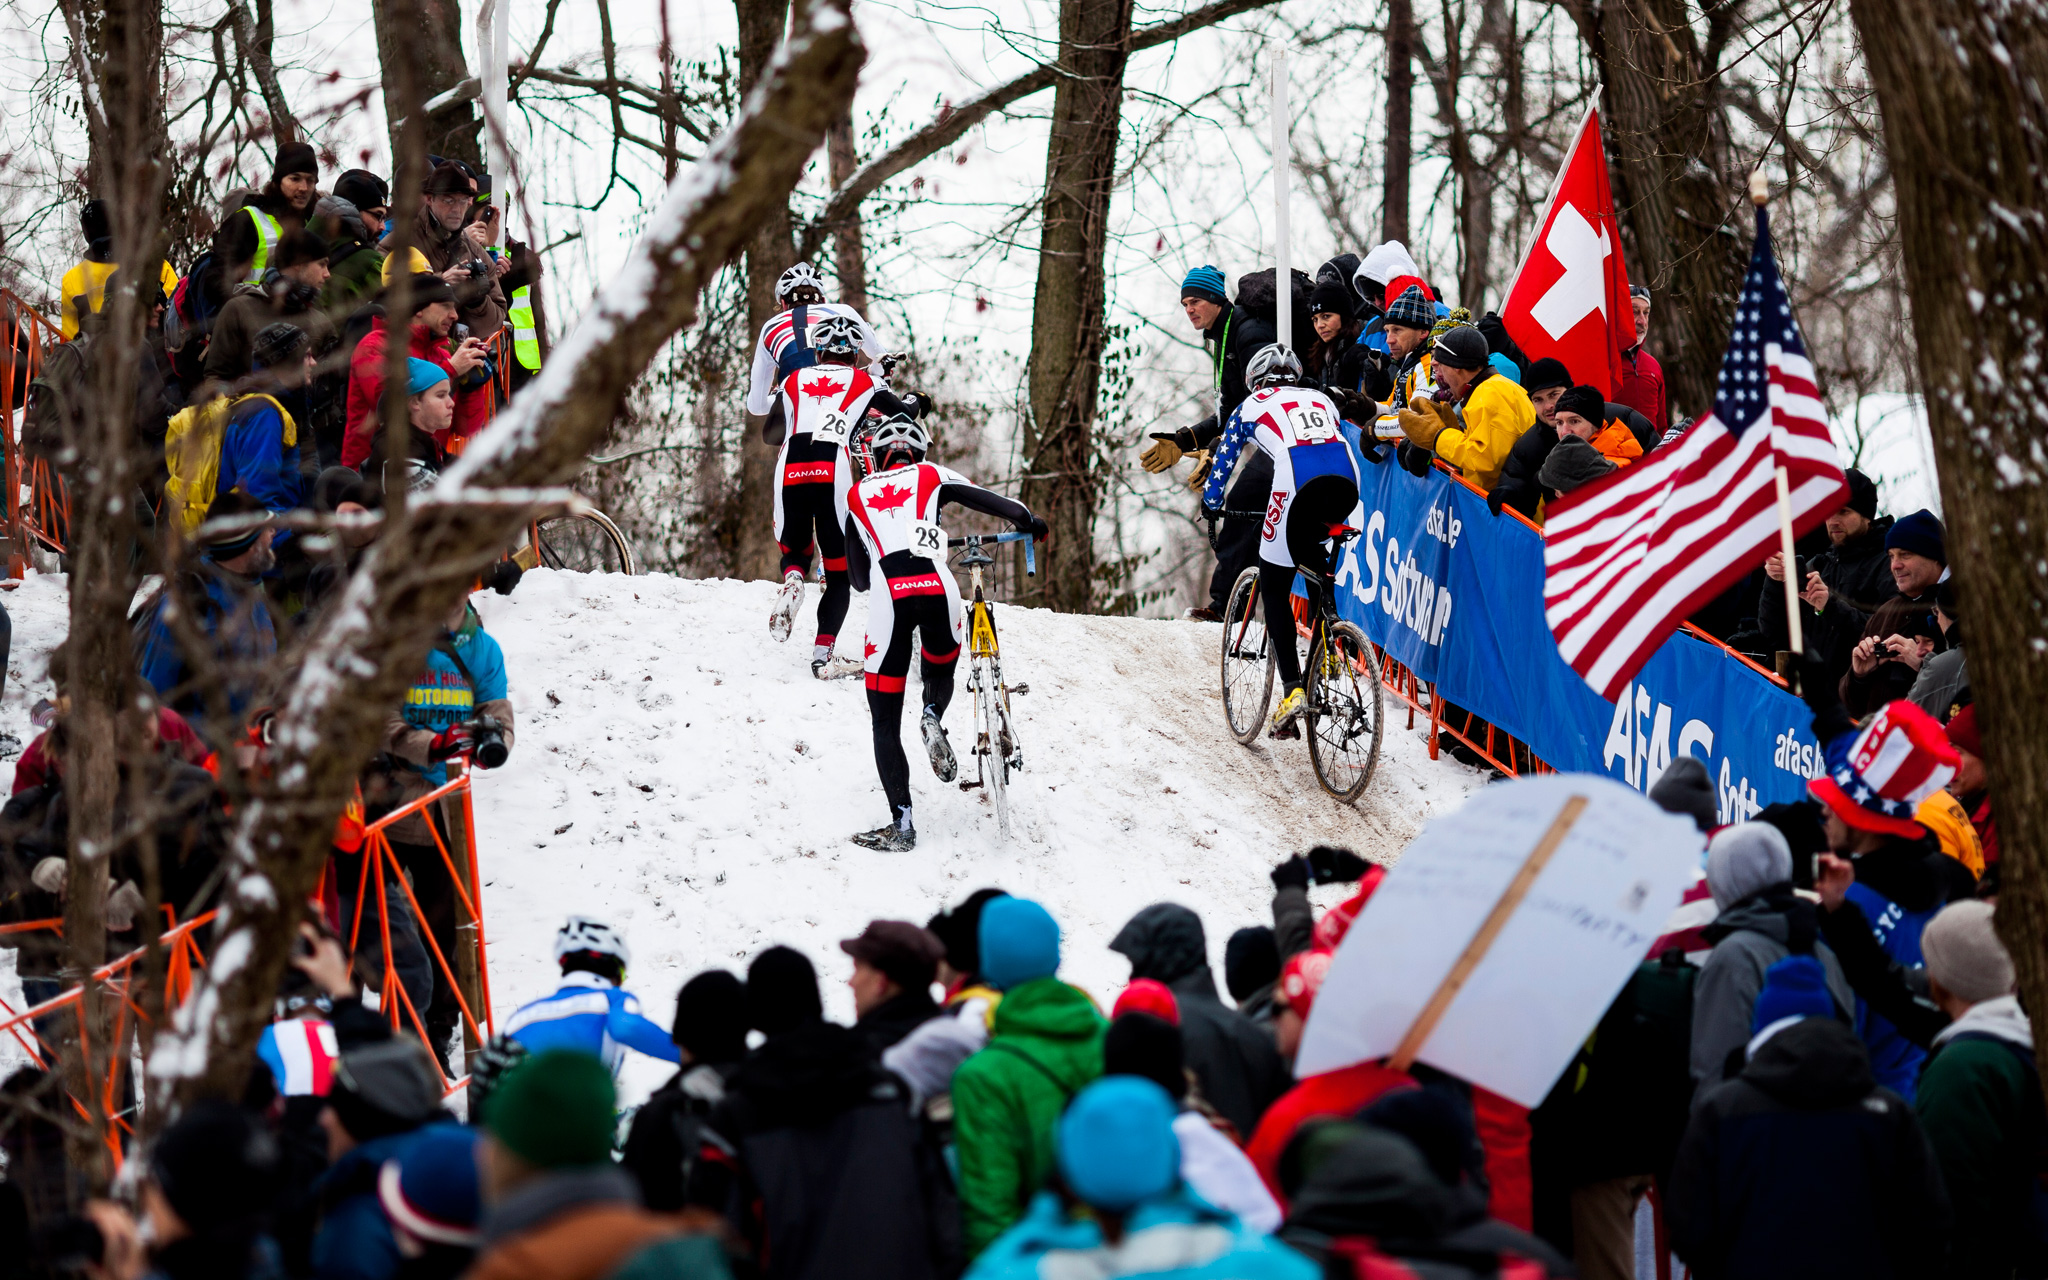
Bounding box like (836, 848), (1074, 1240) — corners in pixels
(1543, 207), (1847, 701)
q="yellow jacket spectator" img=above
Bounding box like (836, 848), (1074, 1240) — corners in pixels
(60, 200), (179, 339)
(1396, 324), (1535, 494)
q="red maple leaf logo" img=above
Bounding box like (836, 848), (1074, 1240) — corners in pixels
(868, 483), (913, 512)
(799, 374), (844, 398)
(864, 640), (877, 660)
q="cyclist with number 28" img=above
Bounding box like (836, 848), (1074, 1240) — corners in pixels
(842, 415), (1047, 851)
(763, 313), (925, 676)
(1202, 344), (1362, 738)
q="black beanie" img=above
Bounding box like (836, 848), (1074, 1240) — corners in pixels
(273, 141), (318, 183)
(1522, 357), (1571, 395)
(81, 199), (112, 252)
(150, 1101), (280, 1232)
(1555, 385), (1607, 426)
(672, 969), (748, 1063)
(1308, 277), (1354, 321)
(1431, 324), (1489, 371)
(251, 321), (310, 370)
(1223, 926), (1281, 1002)
(1842, 468), (1878, 520)
(1104, 1012), (1186, 1102)
(400, 273), (457, 310)
(927, 888), (1009, 979)
(333, 169), (389, 213)
(1359, 1087), (1485, 1190)
(747, 946), (822, 1035)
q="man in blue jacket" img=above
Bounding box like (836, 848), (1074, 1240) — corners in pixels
(503, 916), (680, 1076)
(216, 320), (316, 515)
(134, 488), (278, 747)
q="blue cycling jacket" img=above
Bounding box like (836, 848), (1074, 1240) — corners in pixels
(502, 971), (680, 1075)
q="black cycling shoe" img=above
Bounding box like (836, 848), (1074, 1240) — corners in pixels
(852, 823), (917, 852)
(921, 708), (958, 782)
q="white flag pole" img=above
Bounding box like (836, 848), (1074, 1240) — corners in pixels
(479, 0), (511, 228)
(1752, 169), (1805, 671)
(1272, 43), (1290, 354)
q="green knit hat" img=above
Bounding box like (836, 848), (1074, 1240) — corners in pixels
(484, 1050), (616, 1168)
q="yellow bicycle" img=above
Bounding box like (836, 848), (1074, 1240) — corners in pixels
(951, 532), (1036, 836)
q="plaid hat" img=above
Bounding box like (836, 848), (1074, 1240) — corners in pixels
(1886, 508), (1945, 565)
(1555, 385), (1607, 425)
(1523, 358), (1572, 394)
(840, 920), (946, 991)
(1431, 324), (1489, 371)
(378, 1124), (481, 1248)
(1180, 264), (1229, 308)
(1384, 284), (1435, 331)
(486, 1050), (617, 1168)
(1112, 978), (1179, 1025)
(1809, 700), (1960, 838)
(273, 141), (318, 182)
(252, 321), (310, 370)
(1841, 468), (1878, 519)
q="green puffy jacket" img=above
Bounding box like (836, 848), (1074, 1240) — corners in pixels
(951, 977), (1106, 1257)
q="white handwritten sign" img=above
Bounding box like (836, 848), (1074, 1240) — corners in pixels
(1295, 773), (1704, 1106)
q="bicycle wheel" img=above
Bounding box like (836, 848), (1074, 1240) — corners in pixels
(1306, 621), (1386, 802)
(535, 510), (638, 574)
(1219, 567), (1274, 746)
(976, 658), (1011, 837)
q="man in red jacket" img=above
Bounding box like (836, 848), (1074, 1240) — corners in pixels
(1615, 285), (1667, 436)
(344, 273), (490, 468)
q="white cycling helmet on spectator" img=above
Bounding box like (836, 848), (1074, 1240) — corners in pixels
(1247, 343), (1303, 390)
(554, 916), (631, 967)
(868, 414), (930, 471)
(776, 261), (826, 304)
(811, 314), (863, 357)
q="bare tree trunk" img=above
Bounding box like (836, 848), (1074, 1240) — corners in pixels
(734, 0), (795, 582)
(230, 0), (302, 144)
(1571, 0), (1746, 419)
(1020, 0), (1135, 613)
(827, 111), (869, 311)
(1383, 0), (1414, 245)
(55, 0), (167, 1182)
(373, 0), (482, 170)
(148, 0), (864, 1106)
(1846, 0), (2048, 1105)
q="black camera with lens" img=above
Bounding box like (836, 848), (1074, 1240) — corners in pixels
(466, 714), (509, 769)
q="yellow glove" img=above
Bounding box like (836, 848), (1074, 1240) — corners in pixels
(1140, 435), (1184, 473)
(1185, 452), (1213, 492)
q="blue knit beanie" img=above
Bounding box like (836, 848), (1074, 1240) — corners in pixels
(1384, 284), (1436, 330)
(1885, 508), (1945, 566)
(406, 357), (451, 396)
(978, 896), (1061, 990)
(1751, 954), (1834, 1034)
(1056, 1076), (1181, 1212)
(377, 1123), (480, 1247)
(1180, 265), (1229, 308)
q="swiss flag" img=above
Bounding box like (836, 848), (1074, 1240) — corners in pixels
(1500, 106), (1637, 399)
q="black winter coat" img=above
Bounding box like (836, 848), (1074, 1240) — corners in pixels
(1760, 515), (1895, 689)
(1109, 904), (1293, 1137)
(1190, 305), (1278, 447)
(621, 1061), (740, 1213)
(852, 987), (942, 1060)
(691, 1022), (960, 1280)
(1667, 1017), (1950, 1280)
(1490, 401), (1656, 520)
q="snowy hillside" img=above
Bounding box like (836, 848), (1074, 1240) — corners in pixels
(0, 570), (1486, 1105)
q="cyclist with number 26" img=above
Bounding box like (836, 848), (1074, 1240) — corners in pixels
(842, 415), (1047, 851)
(1202, 344), (1363, 738)
(763, 313), (925, 676)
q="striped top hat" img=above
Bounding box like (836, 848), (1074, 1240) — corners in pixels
(1808, 700), (1959, 839)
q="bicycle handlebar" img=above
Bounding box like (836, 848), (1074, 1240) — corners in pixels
(947, 531), (1037, 577)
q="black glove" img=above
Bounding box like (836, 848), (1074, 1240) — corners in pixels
(466, 1033), (529, 1125)
(486, 557), (523, 595)
(1487, 485), (1508, 517)
(1023, 515), (1050, 541)
(1398, 439), (1435, 478)
(1307, 845), (1370, 884)
(902, 392), (928, 418)
(1331, 390), (1374, 425)
(1271, 855), (1311, 892)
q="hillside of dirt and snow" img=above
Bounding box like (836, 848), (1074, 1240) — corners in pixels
(0, 570), (1486, 1105)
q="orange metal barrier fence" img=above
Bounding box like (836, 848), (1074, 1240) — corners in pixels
(1, 289), (67, 571)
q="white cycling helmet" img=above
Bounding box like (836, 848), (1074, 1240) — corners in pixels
(776, 261), (826, 303)
(868, 414), (930, 470)
(811, 314), (863, 357)
(1246, 342), (1303, 390)
(554, 916), (631, 966)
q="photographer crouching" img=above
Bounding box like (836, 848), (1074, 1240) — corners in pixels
(359, 590), (514, 1074)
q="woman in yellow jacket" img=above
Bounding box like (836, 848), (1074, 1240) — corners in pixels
(1393, 324), (1535, 493)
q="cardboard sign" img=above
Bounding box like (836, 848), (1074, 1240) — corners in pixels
(1294, 773), (1704, 1106)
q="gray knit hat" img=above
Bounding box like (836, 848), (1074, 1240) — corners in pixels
(1704, 822), (1792, 910)
(1922, 900), (2014, 1004)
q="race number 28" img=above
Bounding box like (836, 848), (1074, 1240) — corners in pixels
(910, 521), (945, 556)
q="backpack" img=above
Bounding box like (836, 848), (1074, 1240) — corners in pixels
(1235, 268), (1314, 342)
(22, 332), (94, 463)
(163, 393), (295, 532)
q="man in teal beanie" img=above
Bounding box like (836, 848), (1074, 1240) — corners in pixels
(952, 898), (1108, 1256)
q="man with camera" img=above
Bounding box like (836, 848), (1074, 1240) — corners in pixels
(414, 160), (509, 338)
(363, 591), (514, 1072)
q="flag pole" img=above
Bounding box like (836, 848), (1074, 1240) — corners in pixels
(1272, 42), (1290, 354)
(1754, 170), (1805, 684)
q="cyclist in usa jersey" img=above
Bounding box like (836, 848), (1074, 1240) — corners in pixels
(762, 314), (924, 672)
(743, 261), (884, 416)
(1202, 344), (1363, 737)
(842, 416), (1046, 850)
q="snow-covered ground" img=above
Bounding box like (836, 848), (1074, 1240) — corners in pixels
(0, 569), (1484, 1105)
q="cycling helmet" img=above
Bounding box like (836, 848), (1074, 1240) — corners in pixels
(776, 261), (825, 303)
(811, 314), (863, 358)
(554, 916), (631, 966)
(868, 414), (930, 471)
(1246, 343), (1303, 390)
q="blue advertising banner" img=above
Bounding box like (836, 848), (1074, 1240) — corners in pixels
(1329, 454), (1827, 822)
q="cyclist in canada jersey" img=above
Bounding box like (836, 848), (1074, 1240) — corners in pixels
(501, 916), (679, 1077)
(743, 260), (884, 417)
(762, 314), (924, 674)
(842, 416), (1047, 851)
(1202, 343), (1363, 738)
